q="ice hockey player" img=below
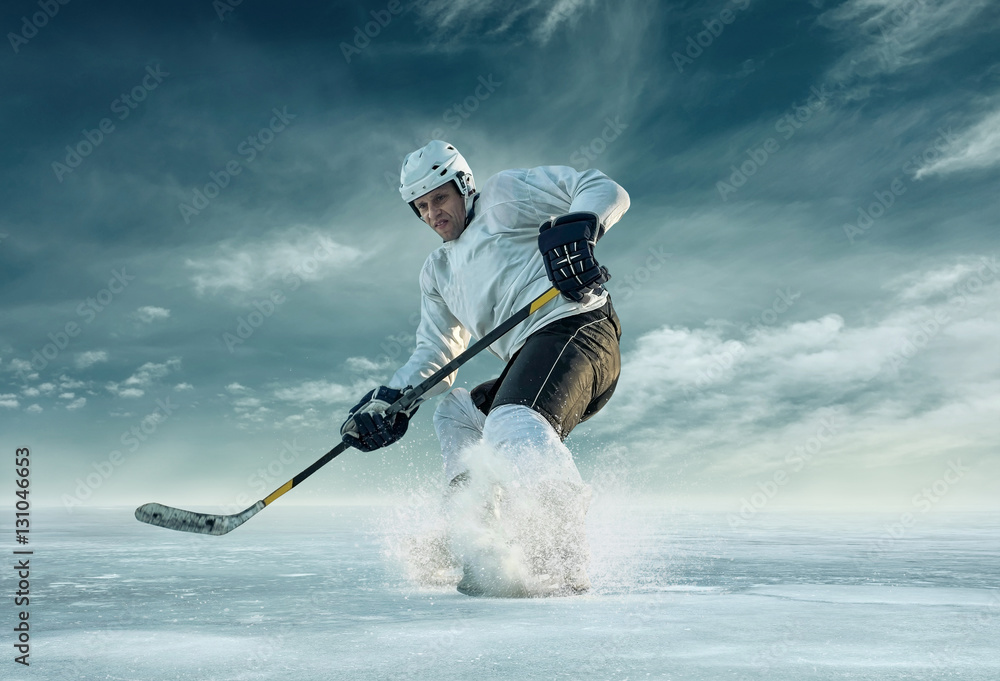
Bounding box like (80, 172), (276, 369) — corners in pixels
(340, 140), (630, 595)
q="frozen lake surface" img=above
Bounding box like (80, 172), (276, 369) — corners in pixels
(5, 505), (999, 680)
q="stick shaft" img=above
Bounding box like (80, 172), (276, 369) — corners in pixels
(259, 286), (560, 507)
(262, 441), (350, 506)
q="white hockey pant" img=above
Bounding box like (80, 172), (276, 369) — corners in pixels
(432, 388), (584, 486)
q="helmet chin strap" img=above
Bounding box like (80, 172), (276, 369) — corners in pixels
(464, 193), (480, 227)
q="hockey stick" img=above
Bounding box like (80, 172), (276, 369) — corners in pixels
(134, 286), (563, 535)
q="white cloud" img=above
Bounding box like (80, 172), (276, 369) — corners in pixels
(216, 379), (361, 431)
(273, 380), (356, 405)
(535, 0), (593, 42)
(6, 358), (33, 375)
(107, 358), (181, 398)
(25, 404), (42, 414)
(185, 231), (364, 298)
(344, 355), (396, 373)
(415, 0), (596, 44)
(132, 306), (171, 324)
(231, 396), (271, 425)
(914, 109), (1000, 179)
(274, 408), (327, 432)
(22, 387), (40, 398)
(58, 392), (75, 399)
(594, 259), (1000, 493)
(886, 257), (1000, 303)
(66, 397), (87, 410)
(75, 350), (109, 369)
(124, 359), (181, 386)
(174, 382), (194, 391)
(0, 394), (19, 409)
(108, 387), (145, 399)
(820, 0), (992, 84)
(59, 375), (85, 389)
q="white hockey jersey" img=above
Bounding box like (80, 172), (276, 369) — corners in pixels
(388, 165), (630, 400)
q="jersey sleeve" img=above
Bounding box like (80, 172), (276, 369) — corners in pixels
(386, 258), (471, 401)
(524, 166), (631, 235)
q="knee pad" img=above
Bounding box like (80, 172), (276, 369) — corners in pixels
(482, 404), (562, 453)
(482, 404), (581, 485)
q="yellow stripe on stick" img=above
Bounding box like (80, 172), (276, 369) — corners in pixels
(529, 287), (560, 314)
(263, 480), (294, 506)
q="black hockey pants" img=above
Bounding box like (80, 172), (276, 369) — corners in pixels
(470, 297), (622, 439)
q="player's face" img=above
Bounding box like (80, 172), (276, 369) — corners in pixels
(414, 182), (467, 242)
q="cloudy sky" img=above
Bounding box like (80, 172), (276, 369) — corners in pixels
(2, 0), (998, 514)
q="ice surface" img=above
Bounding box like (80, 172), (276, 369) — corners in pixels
(3, 506), (998, 680)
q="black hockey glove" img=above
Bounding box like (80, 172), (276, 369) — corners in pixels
(538, 212), (610, 302)
(340, 386), (419, 452)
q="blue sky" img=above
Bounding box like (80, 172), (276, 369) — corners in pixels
(2, 0), (998, 513)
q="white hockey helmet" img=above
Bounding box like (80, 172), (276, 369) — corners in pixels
(399, 140), (476, 219)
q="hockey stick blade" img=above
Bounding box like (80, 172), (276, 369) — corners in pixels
(134, 501), (265, 536)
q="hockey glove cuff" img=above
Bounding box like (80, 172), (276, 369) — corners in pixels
(538, 212), (611, 302)
(340, 386), (420, 452)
